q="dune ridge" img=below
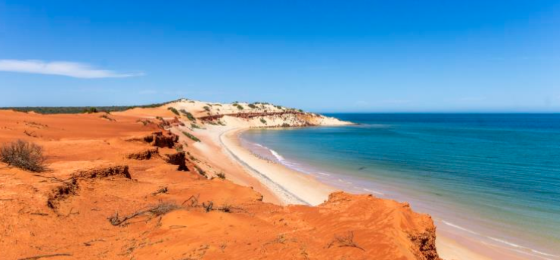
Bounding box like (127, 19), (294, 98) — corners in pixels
(0, 99), (440, 260)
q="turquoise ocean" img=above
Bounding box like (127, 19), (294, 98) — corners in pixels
(240, 113), (560, 259)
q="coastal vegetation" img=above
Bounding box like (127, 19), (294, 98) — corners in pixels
(182, 131), (201, 142)
(83, 107), (98, 114)
(195, 165), (207, 177)
(2, 99), (185, 114)
(180, 109), (196, 121)
(167, 107), (180, 116)
(0, 139), (46, 172)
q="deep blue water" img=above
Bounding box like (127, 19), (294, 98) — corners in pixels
(241, 113), (560, 258)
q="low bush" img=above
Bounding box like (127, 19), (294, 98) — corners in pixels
(203, 106), (210, 112)
(195, 165), (207, 177)
(168, 107), (180, 116)
(216, 172), (226, 179)
(83, 107), (98, 114)
(182, 131), (201, 142)
(0, 140), (46, 172)
(260, 118), (267, 124)
(180, 109), (196, 121)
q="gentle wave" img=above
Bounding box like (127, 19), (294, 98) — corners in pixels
(363, 188), (384, 195)
(269, 149), (285, 162)
(442, 220), (480, 235)
(487, 237), (559, 258)
(442, 221), (559, 259)
(242, 114), (560, 259)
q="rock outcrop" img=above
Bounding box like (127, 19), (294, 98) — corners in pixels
(143, 131), (179, 148)
(126, 147), (159, 160)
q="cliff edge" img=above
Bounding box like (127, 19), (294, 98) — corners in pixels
(0, 100), (439, 260)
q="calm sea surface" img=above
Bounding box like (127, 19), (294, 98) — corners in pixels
(241, 113), (560, 259)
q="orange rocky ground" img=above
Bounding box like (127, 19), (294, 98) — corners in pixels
(0, 109), (440, 260)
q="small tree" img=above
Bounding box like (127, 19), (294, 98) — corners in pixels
(0, 140), (46, 172)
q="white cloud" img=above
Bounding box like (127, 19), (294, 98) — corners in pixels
(0, 59), (142, 79)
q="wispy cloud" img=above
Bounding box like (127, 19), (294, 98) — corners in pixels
(0, 59), (143, 79)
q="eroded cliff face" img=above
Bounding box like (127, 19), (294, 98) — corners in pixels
(0, 106), (439, 260)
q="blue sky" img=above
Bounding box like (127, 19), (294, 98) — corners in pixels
(0, 0), (559, 112)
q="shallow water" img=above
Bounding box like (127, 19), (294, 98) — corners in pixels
(241, 113), (560, 259)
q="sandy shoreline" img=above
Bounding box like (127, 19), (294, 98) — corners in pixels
(218, 127), (503, 260)
(219, 128), (336, 206)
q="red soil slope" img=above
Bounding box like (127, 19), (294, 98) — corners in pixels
(0, 110), (439, 260)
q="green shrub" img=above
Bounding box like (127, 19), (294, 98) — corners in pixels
(236, 104), (244, 110)
(248, 104), (257, 109)
(191, 123), (201, 129)
(260, 118), (267, 124)
(180, 109), (196, 121)
(203, 106), (210, 112)
(182, 131), (201, 142)
(216, 172), (226, 179)
(83, 107), (98, 114)
(2, 99), (186, 114)
(168, 107), (180, 116)
(195, 165), (207, 177)
(0, 140), (46, 172)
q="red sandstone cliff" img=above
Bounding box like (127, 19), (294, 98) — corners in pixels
(0, 107), (439, 260)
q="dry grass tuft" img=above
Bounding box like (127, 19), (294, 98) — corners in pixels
(108, 202), (181, 226)
(327, 231), (364, 251)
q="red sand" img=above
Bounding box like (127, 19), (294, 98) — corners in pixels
(0, 109), (439, 260)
